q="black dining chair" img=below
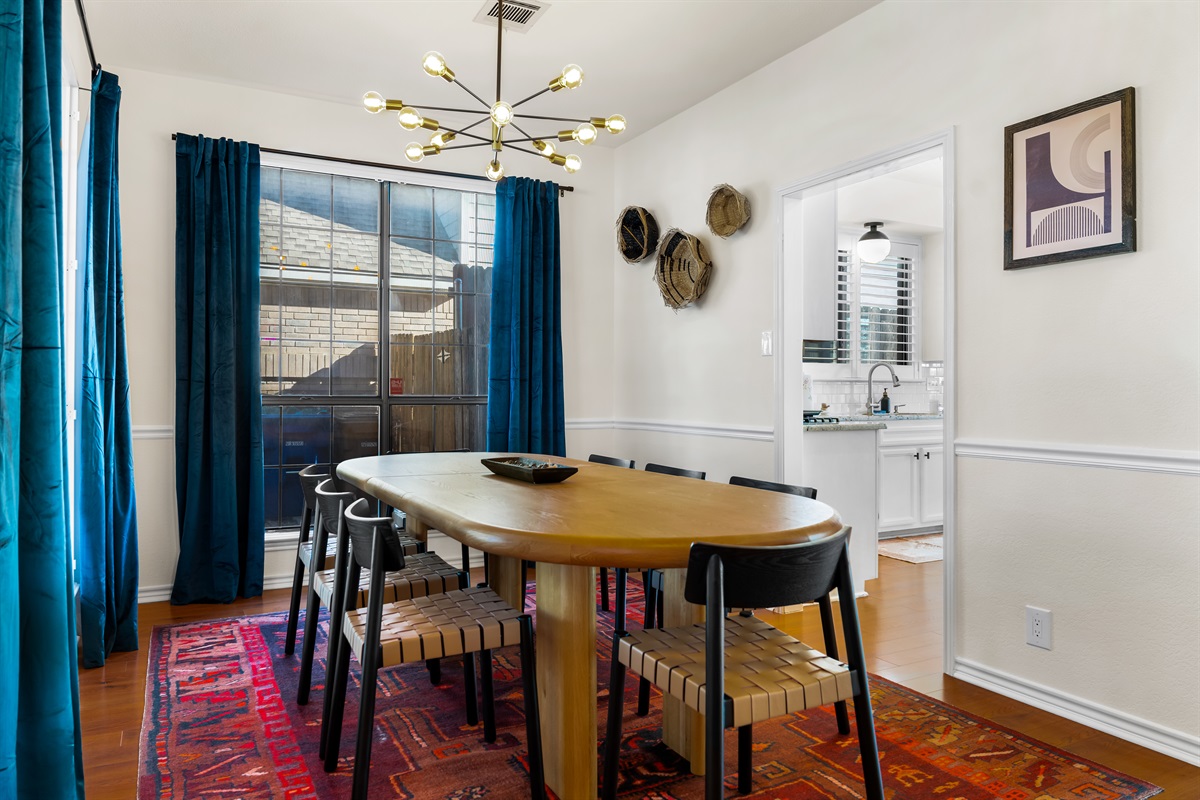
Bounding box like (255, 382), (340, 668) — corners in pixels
(284, 464), (335, 656)
(589, 454), (636, 611)
(602, 528), (883, 800)
(325, 499), (547, 800)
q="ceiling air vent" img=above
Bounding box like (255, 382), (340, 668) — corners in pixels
(474, 0), (548, 33)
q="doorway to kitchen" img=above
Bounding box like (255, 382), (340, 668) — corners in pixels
(774, 130), (956, 673)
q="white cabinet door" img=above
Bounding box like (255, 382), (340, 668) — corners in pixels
(878, 444), (919, 532)
(919, 444), (944, 526)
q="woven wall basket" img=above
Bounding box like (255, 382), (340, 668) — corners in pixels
(705, 183), (751, 238)
(655, 229), (713, 310)
(616, 206), (660, 263)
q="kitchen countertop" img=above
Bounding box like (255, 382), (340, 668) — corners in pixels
(802, 413), (943, 432)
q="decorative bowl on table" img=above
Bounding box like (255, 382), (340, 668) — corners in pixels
(481, 456), (578, 484)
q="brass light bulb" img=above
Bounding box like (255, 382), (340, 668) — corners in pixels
(563, 154), (582, 173)
(397, 107), (423, 130)
(490, 101), (514, 127)
(405, 142), (426, 163)
(533, 140), (556, 158)
(574, 122), (598, 145)
(486, 159), (506, 182)
(604, 114), (626, 134)
(430, 131), (457, 148)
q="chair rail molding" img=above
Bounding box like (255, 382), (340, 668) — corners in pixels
(132, 424), (174, 440)
(954, 657), (1200, 766)
(566, 418), (774, 442)
(955, 438), (1200, 476)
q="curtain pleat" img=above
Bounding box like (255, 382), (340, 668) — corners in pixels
(78, 69), (139, 667)
(486, 178), (565, 456)
(172, 134), (264, 604)
(0, 0), (87, 796)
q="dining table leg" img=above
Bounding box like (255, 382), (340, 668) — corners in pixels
(529, 562), (598, 798)
(661, 567), (707, 775)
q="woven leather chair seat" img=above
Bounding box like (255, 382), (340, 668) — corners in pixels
(343, 586), (523, 666)
(313, 551), (458, 607)
(616, 614), (852, 728)
(298, 537), (341, 571)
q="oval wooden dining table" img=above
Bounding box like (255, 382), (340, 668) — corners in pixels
(338, 452), (842, 799)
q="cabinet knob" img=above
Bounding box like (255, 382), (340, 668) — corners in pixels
(913, 451), (920, 459)
(924, 451), (930, 459)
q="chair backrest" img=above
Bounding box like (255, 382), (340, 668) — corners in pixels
(344, 497), (407, 572)
(645, 462), (707, 480)
(729, 475), (816, 499)
(683, 528), (851, 609)
(298, 464), (330, 511)
(589, 454), (635, 469)
(315, 478), (355, 536)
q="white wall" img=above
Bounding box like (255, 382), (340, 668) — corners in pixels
(610, 0), (1199, 759)
(112, 66), (615, 596)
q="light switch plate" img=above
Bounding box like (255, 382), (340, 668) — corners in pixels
(761, 331), (773, 357)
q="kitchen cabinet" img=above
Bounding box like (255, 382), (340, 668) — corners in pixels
(877, 420), (944, 535)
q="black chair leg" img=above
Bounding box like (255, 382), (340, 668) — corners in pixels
(599, 567), (610, 611)
(853, 680), (884, 800)
(464, 652), (479, 726)
(296, 582), (322, 704)
(602, 565), (629, 800)
(349, 647), (381, 800)
(480, 649), (496, 743)
(284, 558), (306, 656)
(818, 596), (851, 735)
(738, 724), (753, 794)
(636, 574), (654, 716)
(322, 627), (354, 772)
(427, 657), (442, 685)
(518, 615), (546, 800)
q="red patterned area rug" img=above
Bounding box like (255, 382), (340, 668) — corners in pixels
(139, 580), (1160, 799)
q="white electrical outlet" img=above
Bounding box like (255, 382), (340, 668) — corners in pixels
(761, 331), (773, 357)
(1026, 606), (1052, 650)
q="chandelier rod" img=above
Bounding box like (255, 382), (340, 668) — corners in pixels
(511, 87), (552, 109)
(496, 0), (504, 107)
(452, 78), (492, 110)
(507, 112), (591, 124)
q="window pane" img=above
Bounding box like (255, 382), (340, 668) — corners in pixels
(280, 226), (332, 271)
(282, 170), (331, 225)
(390, 404), (434, 453)
(263, 406), (281, 466)
(460, 295), (491, 345)
(281, 405), (331, 464)
(332, 231), (380, 276)
(333, 285), (379, 342)
(474, 256), (493, 295)
(390, 183), (433, 238)
(434, 187), (472, 242)
(389, 343), (434, 396)
(476, 193), (495, 247)
(330, 341), (378, 396)
(264, 467), (281, 529)
(261, 338), (282, 395)
(279, 282), (332, 341)
(390, 237), (435, 285)
(333, 407), (380, 463)
(333, 175), (379, 232)
(474, 346), (489, 393)
(434, 346), (478, 396)
(260, 281), (281, 356)
(434, 404), (486, 451)
(281, 339), (331, 395)
(433, 289), (459, 335)
(280, 466), (305, 528)
(390, 285), (434, 339)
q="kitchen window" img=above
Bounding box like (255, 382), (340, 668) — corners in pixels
(804, 237), (919, 379)
(259, 160), (494, 530)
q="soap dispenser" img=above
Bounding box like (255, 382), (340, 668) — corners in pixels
(879, 389), (891, 414)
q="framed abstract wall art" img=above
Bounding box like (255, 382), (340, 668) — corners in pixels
(1004, 87), (1135, 270)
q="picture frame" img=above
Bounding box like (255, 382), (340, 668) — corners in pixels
(1004, 87), (1135, 270)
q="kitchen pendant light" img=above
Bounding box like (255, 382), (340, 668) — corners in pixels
(857, 222), (891, 263)
(361, 0), (625, 181)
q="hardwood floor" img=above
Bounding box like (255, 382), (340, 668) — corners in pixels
(79, 557), (1199, 798)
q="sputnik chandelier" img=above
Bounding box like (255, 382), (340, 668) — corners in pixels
(361, 0), (625, 181)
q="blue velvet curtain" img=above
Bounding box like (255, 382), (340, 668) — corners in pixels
(78, 70), (139, 667)
(0, 0), (87, 796)
(172, 134), (264, 604)
(487, 178), (565, 456)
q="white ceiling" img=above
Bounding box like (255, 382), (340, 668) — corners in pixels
(838, 158), (944, 237)
(83, 0), (879, 145)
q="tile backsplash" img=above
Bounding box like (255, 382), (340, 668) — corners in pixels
(811, 363), (944, 416)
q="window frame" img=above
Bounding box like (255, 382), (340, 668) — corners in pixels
(259, 153), (495, 539)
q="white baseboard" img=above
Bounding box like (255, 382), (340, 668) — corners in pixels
(953, 656), (1200, 766)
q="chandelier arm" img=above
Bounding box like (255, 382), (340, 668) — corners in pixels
(457, 117), (492, 135)
(438, 142), (494, 151)
(409, 104), (494, 116)
(440, 125), (494, 144)
(501, 134), (569, 145)
(507, 112), (591, 124)
(509, 120), (535, 140)
(503, 143), (541, 157)
(451, 78), (492, 110)
(511, 86), (552, 109)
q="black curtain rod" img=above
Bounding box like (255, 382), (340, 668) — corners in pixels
(73, 0), (100, 80)
(169, 134), (574, 194)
